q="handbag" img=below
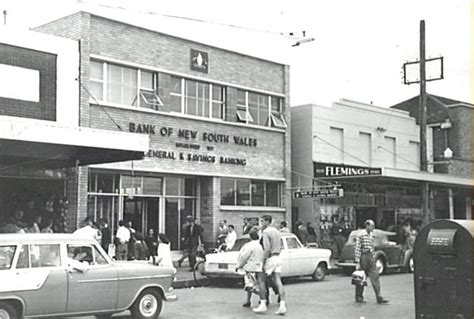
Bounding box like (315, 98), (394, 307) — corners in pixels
(351, 270), (368, 286)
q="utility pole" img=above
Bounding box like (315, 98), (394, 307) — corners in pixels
(402, 20), (444, 226)
(419, 21), (431, 225)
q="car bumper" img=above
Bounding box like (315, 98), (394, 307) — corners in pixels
(202, 271), (244, 279)
(335, 262), (356, 268)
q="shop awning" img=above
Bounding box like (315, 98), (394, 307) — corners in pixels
(0, 117), (149, 169)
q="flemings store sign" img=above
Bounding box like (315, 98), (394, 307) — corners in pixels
(314, 162), (382, 178)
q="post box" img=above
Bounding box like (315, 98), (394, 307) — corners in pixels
(413, 219), (473, 319)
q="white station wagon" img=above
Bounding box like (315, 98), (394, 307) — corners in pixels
(0, 233), (176, 319)
(202, 232), (332, 281)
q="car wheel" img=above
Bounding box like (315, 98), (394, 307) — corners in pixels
(408, 256), (414, 273)
(0, 301), (18, 319)
(375, 257), (385, 275)
(311, 263), (327, 281)
(130, 288), (163, 319)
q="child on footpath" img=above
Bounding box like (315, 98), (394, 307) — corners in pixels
(236, 228), (264, 308)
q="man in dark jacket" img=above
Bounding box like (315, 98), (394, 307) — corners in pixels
(184, 217), (203, 270)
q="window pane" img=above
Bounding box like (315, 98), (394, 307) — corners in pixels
(251, 181), (265, 206)
(97, 174), (114, 193)
(170, 76), (182, 93)
(186, 80), (197, 96)
(212, 85), (223, 101)
(67, 245), (94, 264)
(90, 61), (103, 80)
(184, 178), (195, 196)
(108, 83), (122, 104)
(31, 244), (60, 268)
(94, 246), (108, 265)
(108, 64), (122, 84)
(141, 71), (153, 90)
(0, 246), (16, 270)
(142, 176), (163, 195)
(266, 182), (279, 206)
(249, 107), (258, 125)
(212, 102), (222, 119)
(237, 90), (246, 105)
(170, 95), (182, 112)
(90, 81), (103, 101)
(236, 180), (250, 206)
(259, 110), (268, 126)
(220, 178), (235, 205)
(271, 96), (281, 112)
(186, 96), (198, 115)
(16, 245), (29, 269)
(166, 178), (180, 196)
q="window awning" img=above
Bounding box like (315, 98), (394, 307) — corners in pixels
(0, 117), (149, 169)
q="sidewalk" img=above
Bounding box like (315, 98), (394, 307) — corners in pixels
(171, 258), (343, 289)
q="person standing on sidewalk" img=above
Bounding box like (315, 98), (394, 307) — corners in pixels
(354, 219), (389, 304)
(253, 215), (287, 315)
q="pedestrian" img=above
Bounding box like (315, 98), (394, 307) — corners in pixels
(99, 218), (111, 253)
(306, 222), (317, 245)
(156, 233), (173, 267)
(27, 215), (42, 233)
(278, 221), (290, 233)
(133, 232), (149, 260)
(242, 218), (252, 235)
(184, 217), (204, 270)
(354, 219), (389, 304)
(254, 215), (287, 315)
(145, 228), (159, 264)
(126, 221), (136, 260)
(295, 220), (308, 245)
(115, 220), (130, 261)
(236, 229), (264, 308)
(226, 225), (237, 250)
(73, 216), (101, 242)
(40, 218), (54, 233)
(217, 219), (228, 248)
(177, 215), (192, 267)
(331, 219), (346, 258)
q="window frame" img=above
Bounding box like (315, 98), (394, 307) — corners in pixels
(220, 178), (281, 207)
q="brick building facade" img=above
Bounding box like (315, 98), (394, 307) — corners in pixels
(35, 12), (291, 249)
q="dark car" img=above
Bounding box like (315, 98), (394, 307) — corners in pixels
(335, 229), (414, 275)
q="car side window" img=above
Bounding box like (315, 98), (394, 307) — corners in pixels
(16, 245), (30, 269)
(30, 244), (61, 268)
(0, 246), (16, 270)
(286, 237), (302, 249)
(68, 245), (108, 265)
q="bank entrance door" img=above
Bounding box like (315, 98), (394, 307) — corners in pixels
(123, 197), (160, 236)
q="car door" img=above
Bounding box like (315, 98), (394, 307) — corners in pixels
(14, 244), (68, 317)
(279, 238), (291, 276)
(286, 237), (312, 276)
(66, 243), (118, 313)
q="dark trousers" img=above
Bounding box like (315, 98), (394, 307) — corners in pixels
(355, 253), (382, 302)
(188, 246), (198, 269)
(116, 243), (128, 261)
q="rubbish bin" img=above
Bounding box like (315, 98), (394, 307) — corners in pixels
(413, 219), (473, 319)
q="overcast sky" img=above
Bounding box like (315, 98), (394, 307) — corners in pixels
(2, 0), (471, 107)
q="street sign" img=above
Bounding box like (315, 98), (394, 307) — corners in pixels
(293, 187), (344, 199)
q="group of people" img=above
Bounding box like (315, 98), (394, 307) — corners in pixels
(236, 215), (287, 315)
(216, 219), (237, 251)
(73, 217), (172, 267)
(0, 201), (55, 234)
(294, 219), (318, 246)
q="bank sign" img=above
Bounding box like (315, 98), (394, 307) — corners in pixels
(314, 162), (382, 178)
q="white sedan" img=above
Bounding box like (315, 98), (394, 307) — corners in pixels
(201, 232), (331, 281)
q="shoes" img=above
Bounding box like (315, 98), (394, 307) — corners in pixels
(253, 302), (268, 313)
(242, 302), (251, 308)
(355, 299), (366, 303)
(377, 298), (390, 304)
(275, 301), (286, 315)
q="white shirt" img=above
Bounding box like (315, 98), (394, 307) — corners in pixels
(157, 243), (173, 267)
(115, 226), (131, 244)
(226, 230), (237, 250)
(73, 225), (100, 242)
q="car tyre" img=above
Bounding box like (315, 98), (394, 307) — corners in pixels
(0, 301), (18, 319)
(130, 288), (163, 319)
(311, 263), (327, 281)
(375, 257), (385, 275)
(408, 256), (414, 273)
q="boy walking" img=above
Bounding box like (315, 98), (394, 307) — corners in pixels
(236, 229), (264, 308)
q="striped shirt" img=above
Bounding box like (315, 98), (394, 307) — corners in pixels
(354, 229), (374, 262)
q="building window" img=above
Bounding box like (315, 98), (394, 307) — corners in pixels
(169, 75), (225, 119)
(330, 127), (344, 163)
(89, 61), (162, 110)
(358, 132), (372, 165)
(383, 136), (397, 168)
(409, 141), (420, 170)
(236, 89), (285, 128)
(220, 178), (281, 206)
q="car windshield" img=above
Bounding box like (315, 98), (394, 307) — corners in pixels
(229, 238), (251, 251)
(0, 245), (16, 270)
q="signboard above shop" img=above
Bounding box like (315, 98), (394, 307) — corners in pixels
(293, 185), (344, 199)
(314, 162), (382, 178)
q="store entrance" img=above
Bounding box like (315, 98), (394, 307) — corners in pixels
(355, 207), (377, 228)
(123, 197), (160, 237)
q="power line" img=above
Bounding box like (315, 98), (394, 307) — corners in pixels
(313, 134), (371, 166)
(376, 145), (419, 168)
